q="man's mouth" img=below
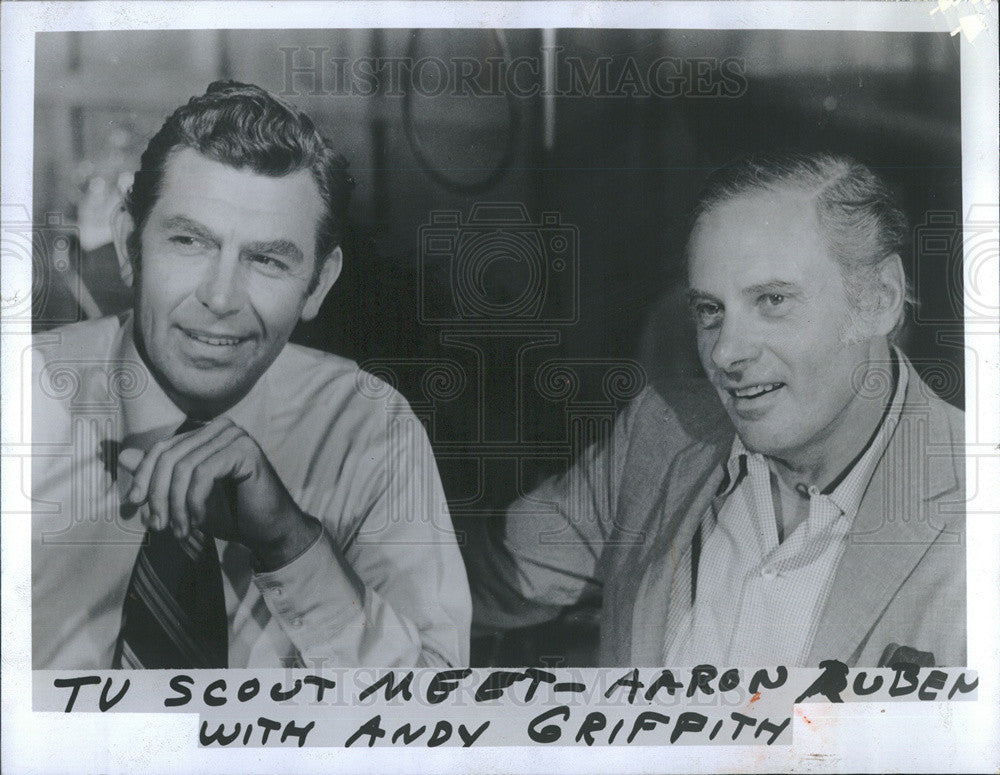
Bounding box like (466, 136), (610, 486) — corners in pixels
(726, 382), (785, 400)
(180, 328), (247, 347)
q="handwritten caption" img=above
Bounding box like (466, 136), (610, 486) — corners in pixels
(34, 662), (978, 748)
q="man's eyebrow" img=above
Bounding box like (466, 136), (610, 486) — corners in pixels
(244, 239), (305, 263)
(159, 217), (305, 263)
(160, 215), (219, 244)
(686, 288), (722, 304)
(743, 280), (800, 296)
(686, 281), (800, 304)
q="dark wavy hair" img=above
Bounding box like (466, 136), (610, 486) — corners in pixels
(124, 80), (354, 289)
(687, 152), (913, 341)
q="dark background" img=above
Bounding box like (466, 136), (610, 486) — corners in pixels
(33, 29), (965, 665)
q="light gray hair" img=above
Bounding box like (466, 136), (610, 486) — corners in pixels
(688, 152), (913, 341)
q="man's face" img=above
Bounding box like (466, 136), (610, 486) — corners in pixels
(126, 148), (338, 416)
(686, 190), (879, 468)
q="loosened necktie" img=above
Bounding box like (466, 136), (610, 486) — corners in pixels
(113, 418), (228, 668)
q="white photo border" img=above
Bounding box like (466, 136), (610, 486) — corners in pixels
(2, 2), (998, 772)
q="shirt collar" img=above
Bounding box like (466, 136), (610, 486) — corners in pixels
(115, 311), (271, 447)
(721, 346), (908, 517)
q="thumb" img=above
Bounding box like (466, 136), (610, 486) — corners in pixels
(118, 447), (144, 474)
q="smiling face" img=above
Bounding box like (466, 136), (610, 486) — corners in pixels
(687, 190), (890, 476)
(119, 148), (340, 418)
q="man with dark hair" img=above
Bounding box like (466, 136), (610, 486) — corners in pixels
(32, 81), (470, 669)
(472, 152), (965, 667)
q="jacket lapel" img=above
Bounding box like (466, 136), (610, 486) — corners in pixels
(626, 440), (727, 664)
(807, 365), (962, 664)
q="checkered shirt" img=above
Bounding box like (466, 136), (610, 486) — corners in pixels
(663, 351), (908, 666)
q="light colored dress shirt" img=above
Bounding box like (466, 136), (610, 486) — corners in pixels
(663, 351), (908, 666)
(31, 313), (471, 669)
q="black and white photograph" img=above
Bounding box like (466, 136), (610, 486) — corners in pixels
(2, 1), (998, 772)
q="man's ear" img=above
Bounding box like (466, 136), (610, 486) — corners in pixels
(871, 253), (906, 337)
(110, 207), (136, 287)
(300, 246), (343, 321)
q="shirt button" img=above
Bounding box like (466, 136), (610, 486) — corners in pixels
(291, 617), (303, 628)
(761, 566), (778, 580)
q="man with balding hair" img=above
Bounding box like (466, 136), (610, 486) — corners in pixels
(473, 152), (965, 667)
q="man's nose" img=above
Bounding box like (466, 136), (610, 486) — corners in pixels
(711, 315), (762, 372)
(195, 251), (246, 316)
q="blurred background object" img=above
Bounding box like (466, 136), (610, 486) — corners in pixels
(32, 28), (964, 666)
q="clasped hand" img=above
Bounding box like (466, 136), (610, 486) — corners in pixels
(119, 417), (320, 570)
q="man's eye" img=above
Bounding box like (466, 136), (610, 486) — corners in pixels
(693, 302), (723, 328)
(247, 254), (289, 274)
(758, 293), (789, 314)
(168, 235), (208, 251)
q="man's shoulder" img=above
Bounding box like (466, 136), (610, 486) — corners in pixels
(274, 341), (358, 382)
(31, 315), (126, 402)
(602, 376), (732, 497)
(932, 393), (964, 445)
(274, 343), (396, 395)
(625, 376), (731, 446)
(258, 344), (428, 479)
(32, 315), (123, 361)
(270, 342), (416, 424)
(901, 363), (965, 446)
(31, 317), (128, 444)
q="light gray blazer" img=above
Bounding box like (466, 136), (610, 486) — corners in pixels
(472, 357), (966, 666)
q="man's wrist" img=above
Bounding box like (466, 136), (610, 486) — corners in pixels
(250, 511), (323, 572)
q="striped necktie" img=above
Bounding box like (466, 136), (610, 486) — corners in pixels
(113, 419), (228, 668)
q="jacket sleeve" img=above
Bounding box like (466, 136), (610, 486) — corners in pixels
(468, 389), (650, 632)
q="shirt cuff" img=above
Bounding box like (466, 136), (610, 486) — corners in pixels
(251, 526), (366, 650)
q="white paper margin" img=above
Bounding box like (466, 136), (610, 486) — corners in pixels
(2, 2), (998, 773)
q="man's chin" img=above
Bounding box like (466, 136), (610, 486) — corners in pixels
(730, 419), (792, 458)
(163, 372), (259, 416)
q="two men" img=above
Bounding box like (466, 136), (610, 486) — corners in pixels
(32, 82), (470, 668)
(472, 154), (966, 667)
(32, 80), (965, 670)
